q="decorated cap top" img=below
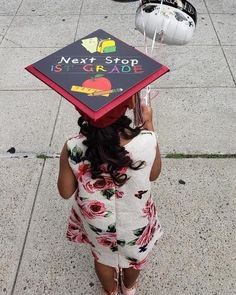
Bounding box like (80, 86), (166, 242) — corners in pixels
(26, 29), (169, 127)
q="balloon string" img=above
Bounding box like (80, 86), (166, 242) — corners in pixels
(139, 0), (151, 105)
(139, 0), (148, 56)
(138, 0), (164, 106)
(151, 0), (164, 55)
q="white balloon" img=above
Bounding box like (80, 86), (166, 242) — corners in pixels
(135, 0), (197, 45)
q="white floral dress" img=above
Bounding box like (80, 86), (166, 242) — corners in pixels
(66, 130), (163, 270)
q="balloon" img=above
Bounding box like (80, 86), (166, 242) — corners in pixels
(135, 0), (197, 45)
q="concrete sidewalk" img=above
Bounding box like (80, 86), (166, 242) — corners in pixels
(0, 0), (235, 294)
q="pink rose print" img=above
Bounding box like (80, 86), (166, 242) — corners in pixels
(79, 200), (107, 219)
(93, 176), (114, 190)
(142, 196), (156, 221)
(77, 163), (91, 181)
(100, 164), (108, 173)
(83, 179), (96, 193)
(80, 174), (115, 193)
(67, 207), (90, 244)
(96, 232), (117, 248)
(118, 167), (128, 174)
(115, 190), (124, 198)
(129, 256), (148, 270)
(136, 221), (157, 247)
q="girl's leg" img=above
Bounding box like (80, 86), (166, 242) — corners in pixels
(122, 268), (140, 288)
(94, 260), (118, 293)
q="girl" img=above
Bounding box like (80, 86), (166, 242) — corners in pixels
(57, 98), (163, 295)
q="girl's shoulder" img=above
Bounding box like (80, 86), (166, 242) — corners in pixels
(67, 133), (85, 148)
(137, 130), (158, 144)
(140, 129), (157, 137)
(66, 133), (86, 166)
(125, 130), (158, 156)
(124, 130), (158, 166)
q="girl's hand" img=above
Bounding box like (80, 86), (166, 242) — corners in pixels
(142, 105), (154, 131)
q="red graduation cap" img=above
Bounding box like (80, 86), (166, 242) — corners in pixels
(26, 29), (169, 127)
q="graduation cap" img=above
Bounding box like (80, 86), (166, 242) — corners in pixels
(26, 29), (169, 127)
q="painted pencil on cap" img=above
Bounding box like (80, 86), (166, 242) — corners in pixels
(25, 29), (169, 127)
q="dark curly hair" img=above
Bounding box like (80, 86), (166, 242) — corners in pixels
(78, 115), (145, 186)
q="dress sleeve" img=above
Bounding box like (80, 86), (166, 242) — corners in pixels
(66, 135), (84, 168)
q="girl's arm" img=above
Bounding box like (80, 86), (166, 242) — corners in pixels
(142, 105), (162, 182)
(149, 143), (162, 181)
(57, 142), (77, 199)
